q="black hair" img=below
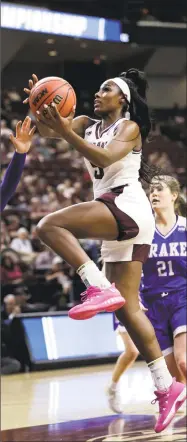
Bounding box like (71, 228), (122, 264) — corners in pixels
(119, 68), (162, 183)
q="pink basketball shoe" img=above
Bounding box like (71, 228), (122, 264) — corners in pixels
(153, 378), (186, 433)
(68, 283), (125, 320)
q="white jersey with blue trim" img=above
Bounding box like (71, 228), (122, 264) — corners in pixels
(140, 216), (187, 298)
(84, 118), (142, 199)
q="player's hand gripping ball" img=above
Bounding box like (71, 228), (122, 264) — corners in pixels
(29, 76), (76, 119)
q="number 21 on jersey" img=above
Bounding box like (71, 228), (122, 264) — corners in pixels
(157, 260), (174, 277)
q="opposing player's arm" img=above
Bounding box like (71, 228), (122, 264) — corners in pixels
(65, 120), (140, 168)
(1, 117), (36, 212)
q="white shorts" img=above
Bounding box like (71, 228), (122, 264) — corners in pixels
(97, 182), (155, 263)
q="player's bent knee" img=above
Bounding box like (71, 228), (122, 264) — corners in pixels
(129, 349), (139, 361)
(36, 216), (52, 239)
(36, 213), (69, 240)
(177, 358), (187, 375)
(175, 351), (187, 375)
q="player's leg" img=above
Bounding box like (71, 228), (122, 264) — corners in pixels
(106, 261), (186, 432)
(111, 330), (139, 384)
(145, 305), (184, 381)
(106, 261), (163, 363)
(107, 330), (139, 413)
(170, 292), (187, 382)
(37, 200), (119, 268)
(174, 333), (187, 382)
(165, 352), (185, 383)
(144, 299), (185, 380)
(145, 296), (186, 413)
(144, 297), (175, 368)
(36, 200), (125, 317)
(173, 333), (187, 414)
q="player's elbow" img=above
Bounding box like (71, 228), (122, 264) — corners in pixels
(100, 154), (113, 168)
(100, 159), (109, 168)
(93, 157), (109, 168)
(94, 153), (114, 168)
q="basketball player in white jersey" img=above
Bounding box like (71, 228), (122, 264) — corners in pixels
(24, 71), (186, 432)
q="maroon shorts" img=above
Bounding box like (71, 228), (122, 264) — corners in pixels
(96, 185), (151, 263)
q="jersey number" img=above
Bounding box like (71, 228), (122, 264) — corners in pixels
(157, 260), (174, 277)
(94, 167), (104, 179)
(91, 163), (104, 180)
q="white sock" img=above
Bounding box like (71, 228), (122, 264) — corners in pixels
(77, 261), (111, 289)
(148, 356), (173, 392)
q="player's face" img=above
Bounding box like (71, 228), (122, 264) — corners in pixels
(94, 81), (123, 116)
(149, 181), (177, 211)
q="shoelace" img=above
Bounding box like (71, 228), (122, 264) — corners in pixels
(151, 390), (169, 413)
(81, 286), (101, 303)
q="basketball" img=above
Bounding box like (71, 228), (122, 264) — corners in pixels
(29, 76), (76, 118)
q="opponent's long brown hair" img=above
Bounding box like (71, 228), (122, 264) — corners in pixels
(151, 175), (187, 216)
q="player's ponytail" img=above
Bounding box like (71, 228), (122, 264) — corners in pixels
(175, 194), (187, 217)
(119, 68), (163, 183)
(119, 68), (151, 141)
(165, 175), (187, 216)
(126, 68), (147, 99)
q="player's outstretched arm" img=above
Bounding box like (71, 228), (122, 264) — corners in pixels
(0, 117), (36, 212)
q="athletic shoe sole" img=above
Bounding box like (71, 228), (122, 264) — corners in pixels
(68, 296), (125, 320)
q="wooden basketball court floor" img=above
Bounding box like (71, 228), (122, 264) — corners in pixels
(1, 361), (186, 441)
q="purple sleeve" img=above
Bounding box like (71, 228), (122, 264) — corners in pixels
(0, 151), (26, 212)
